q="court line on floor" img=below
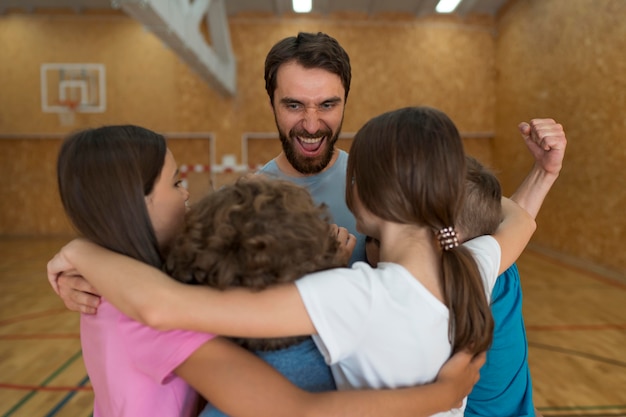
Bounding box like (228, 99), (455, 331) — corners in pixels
(0, 308), (71, 327)
(540, 403), (626, 415)
(1, 350), (83, 417)
(543, 413), (626, 417)
(526, 323), (626, 331)
(0, 383), (91, 392)
(528, 341), (626, 368)
(0, 333), (79, 340)
(44, 375), (90, 417)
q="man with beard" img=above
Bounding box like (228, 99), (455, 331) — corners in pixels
(258, 32), (366, 265)
(52, 32), (364, 310)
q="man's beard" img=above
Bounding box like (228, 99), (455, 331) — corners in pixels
(277, 122), (342, 175)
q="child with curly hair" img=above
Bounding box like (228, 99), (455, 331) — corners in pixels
(165, 177), (349, 415)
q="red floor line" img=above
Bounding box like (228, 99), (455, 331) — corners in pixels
(0, 333), (80, 340)
(526, 323), (626, 331)
(0, 308), (71, 327)
(0, 383), (92, 392)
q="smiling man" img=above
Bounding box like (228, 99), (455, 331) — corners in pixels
(258, 32), (366, 264)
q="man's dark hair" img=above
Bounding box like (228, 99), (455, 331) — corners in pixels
(264, 32), (351, 106)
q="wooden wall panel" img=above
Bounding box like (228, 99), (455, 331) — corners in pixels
(225, 14), (497, 134)
(5, 4), (620, 276)
(0, 11), (495, 237)
(0, 139), (72, 235)
(494, 0), (625, 275)
(0, 14), (180, 133)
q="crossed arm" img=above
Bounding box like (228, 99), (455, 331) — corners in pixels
(178, 336), (485, 417)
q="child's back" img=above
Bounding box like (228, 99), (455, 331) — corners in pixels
(459, 157), (536, 417)
(295, 240), (499, 394)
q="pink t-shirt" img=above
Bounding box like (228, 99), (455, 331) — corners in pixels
(81, 298), (215, 417)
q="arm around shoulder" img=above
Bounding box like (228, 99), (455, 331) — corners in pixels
(52, 238), (183, 329)
(55, 238), (318, 337)
(177, 339), (485, 417)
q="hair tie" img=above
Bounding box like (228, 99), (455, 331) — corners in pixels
(437, 227), (459, 251)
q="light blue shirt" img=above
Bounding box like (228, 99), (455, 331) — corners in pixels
(259, 150), (366, 265)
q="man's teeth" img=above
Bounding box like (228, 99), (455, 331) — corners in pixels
(299, 137), (323, 144)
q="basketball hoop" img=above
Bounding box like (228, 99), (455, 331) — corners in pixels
(57, 100), (80, 126)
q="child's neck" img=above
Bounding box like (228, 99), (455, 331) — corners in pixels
(378, 222), (443, 301)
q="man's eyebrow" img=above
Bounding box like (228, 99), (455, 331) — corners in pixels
(279, 97), (303, 105)
(321, 97), (342, 104)
(279, 96), (342, 105)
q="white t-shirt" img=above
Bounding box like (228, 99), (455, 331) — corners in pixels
(295, 235), (501, 416)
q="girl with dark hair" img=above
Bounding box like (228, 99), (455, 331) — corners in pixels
(52, 124), (485, 417)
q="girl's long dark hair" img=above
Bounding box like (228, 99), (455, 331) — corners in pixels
(57, 125), (166, 268)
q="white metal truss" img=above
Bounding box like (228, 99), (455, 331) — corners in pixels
(116, 0), (237, 96)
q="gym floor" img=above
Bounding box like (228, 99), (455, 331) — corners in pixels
(1, 236), (625, 417)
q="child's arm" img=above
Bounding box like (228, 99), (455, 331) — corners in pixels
(511, 118), (567, 218)
(46, 225), (355, 317)
(177, 337), (487, 417)
(492, 198), (536, 275)
(48, 238), (316, 336)
(493, 118), (566, 274)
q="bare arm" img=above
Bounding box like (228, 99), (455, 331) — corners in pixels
(511, 118), (567, 218)
(47, 238), (316, 336)
(48, 224), (354, 316)
(493, 198), (536, 275)
(177, 337), (486, 417)
(493, 118), (566, 274)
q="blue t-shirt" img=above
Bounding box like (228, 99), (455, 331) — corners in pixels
(465, 263), (535, 417)
(258, 150), (367, 265)
(200, 338), (335, 417)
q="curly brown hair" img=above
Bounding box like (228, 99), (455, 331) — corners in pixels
(165, 176), (343, 351)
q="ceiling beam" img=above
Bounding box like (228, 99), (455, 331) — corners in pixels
(116, 0), (237, 96)
(455, 0), (479, 16)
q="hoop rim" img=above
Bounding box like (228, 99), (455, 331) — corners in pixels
(57, 99), (81, 112)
